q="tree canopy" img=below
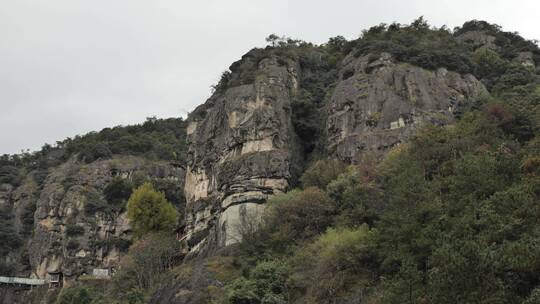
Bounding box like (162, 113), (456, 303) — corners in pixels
(126, 182), (178, 237)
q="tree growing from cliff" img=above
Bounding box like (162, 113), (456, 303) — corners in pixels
(265, 33), (280, 47)
(126, 182), (178, 237)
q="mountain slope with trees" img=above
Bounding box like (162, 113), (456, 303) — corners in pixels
(2, 18), (540, 304)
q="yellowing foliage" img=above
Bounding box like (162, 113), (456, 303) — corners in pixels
(126, 182), (177, 237)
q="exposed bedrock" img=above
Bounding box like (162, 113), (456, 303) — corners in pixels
(183, 56), (303, 254)
(326, 52), (487, 162)
(181, 50), (488, 254)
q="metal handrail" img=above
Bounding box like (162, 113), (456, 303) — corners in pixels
(0, 276), (46, 286)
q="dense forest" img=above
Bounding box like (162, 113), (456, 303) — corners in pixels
(3, 18), (540, 304)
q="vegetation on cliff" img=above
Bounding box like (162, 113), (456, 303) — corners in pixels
(216, 95), (540, 303)
(0, 117), (187, 187)
(3, 17), (540, 304)
(0, 117), (187, 280)
(172, 18), (539, 304)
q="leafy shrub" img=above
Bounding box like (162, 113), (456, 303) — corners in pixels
(152, 178), (185, 210)
(326, 166), (382, 227)
(472, 47), (507, 83)
(66, 239), (80, 251)
(524, 288), (540, 304)
(103, 177), (133, 207)
(21, 200), (37, 237)
(83, 179), (134, 216)
(250, 261), (290, 299)
(0, 206), (22, 255)
(293, 225), (378, 303)
(0, 165), (21, 186)
(300, 159), (347, 190)
(265, 187), (336, 244)
(65, 224), (85, 236)
(290, 98), (323, 155)
(492, 64), (537, 94)
(109, 233), (180, 300)
(55, 286), (96, 304)
(83, 190), (109, 215)
(379, 258), (425, 304)
(342, 68), (355, 80)
(226, 277), (260, 304)
(78, 142), (112, 163)
(484, 103), (515, 131)
(225, 260), (291, 304)
(456, 20), (540, 63)
(33, 169), (49, 187)
(61, 176), (77, 191)
(427, 240), (508, 303)
(354, 18), (475, 74)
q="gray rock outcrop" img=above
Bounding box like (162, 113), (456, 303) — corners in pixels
(1, 156), (184, 282)
(183, 55), (303, 254)
(326, 53), (487, 162)
(179, 49), (488, 255)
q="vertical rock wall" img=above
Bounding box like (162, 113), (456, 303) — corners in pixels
(183, 56), (302, 253)
(181, 51), (488, 255)
(326, 53), (487, 162)
(1, 156), (185, 281)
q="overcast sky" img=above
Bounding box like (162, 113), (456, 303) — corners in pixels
(1, 0), (539, 154)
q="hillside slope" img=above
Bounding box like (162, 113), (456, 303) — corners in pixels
(2, 18), (540, 304)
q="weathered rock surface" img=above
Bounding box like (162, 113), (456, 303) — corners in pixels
(515, 51), (536, 68)
(1, 156), (184, 282)
(180, 48), (488, 255)
(183, 55), (303, 254)
(326, 53), (487, 162)
(2, 41), (489, 294)
(456, 30), (498, 51)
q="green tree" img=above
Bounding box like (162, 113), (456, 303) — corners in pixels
(225, 260), (291, 304)
(265, 34), (280, 47)
(104, 177), (133, 207)
(126, 182), (178, 237)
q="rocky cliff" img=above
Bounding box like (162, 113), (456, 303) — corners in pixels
(0, 155), (185, 285)
(0, 38), (489, 283)
(180, 47), (487, 255)
(183, 54), (303, 254)
(327, 52), (487, 162)
(9, 18), (540, 304)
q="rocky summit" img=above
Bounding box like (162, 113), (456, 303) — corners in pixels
(2, 19), (540, 304)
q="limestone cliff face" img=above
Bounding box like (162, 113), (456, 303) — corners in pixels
(1, 48), (489, 276)
(180, 50), (487, 254)
(1, 156), (184, 282)
(183, 55), (302, 254)
(326, 53), (487, 162)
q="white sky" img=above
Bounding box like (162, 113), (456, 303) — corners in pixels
(1, 0), (539, 154)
